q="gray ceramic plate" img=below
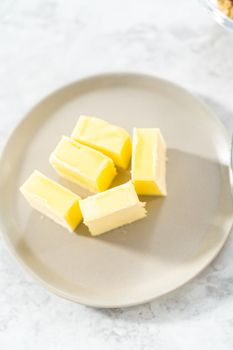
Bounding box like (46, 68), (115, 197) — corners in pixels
(0, 73), (232, 308)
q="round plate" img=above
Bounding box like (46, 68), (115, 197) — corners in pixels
(0, 73), (232, 308)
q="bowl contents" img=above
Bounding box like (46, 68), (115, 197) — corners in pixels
(20, 170), (82, 232)
(132, 128), (167, 196)
(20, 115), (167, 235)
(71, 115), (132, 169)
(218, 0), (233, 19)
(50, 136), (117, 193)
(80, 181), (146, 236)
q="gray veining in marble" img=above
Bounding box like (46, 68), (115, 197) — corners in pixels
(0, 0), (233, 349)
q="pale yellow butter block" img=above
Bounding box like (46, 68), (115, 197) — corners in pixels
(71, 116), (132, 169)
(131, 128), (167, 196)
(50, 136), (117, 193)
(80, 181), (146, 236)
(20, 170), (82, 232)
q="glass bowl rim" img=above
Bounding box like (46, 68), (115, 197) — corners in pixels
(200, 0), (233, 31)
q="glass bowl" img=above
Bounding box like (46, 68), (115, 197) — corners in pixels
(200, 0), (233, 31)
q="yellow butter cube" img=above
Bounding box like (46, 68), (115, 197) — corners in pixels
(71, 116), (132, 169)
(50, 136), (117, 193)
(80, 181), (146, 236)
(131, 128), (167, 196)
(20, 171), (82, 232)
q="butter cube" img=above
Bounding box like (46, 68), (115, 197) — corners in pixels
(50, 136), (117, 193)
(20, 171), (82, 232)
(71, 116), (132, 169)
(80, 181), (146, 236)
(131, 128), (167, 196)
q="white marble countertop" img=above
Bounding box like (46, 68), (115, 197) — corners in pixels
(0, 0), (233, 349)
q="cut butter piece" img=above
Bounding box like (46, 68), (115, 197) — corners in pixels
(132, 128), (167, 196)
(71, 116), (132, 169)
(80, 181), (146, 236)
(20, 170), (82, 232)
(50, 136), (117, 193)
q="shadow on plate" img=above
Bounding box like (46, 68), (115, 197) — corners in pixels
(96, 149), (232, 264)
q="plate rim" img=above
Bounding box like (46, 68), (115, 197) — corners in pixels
(0, 72), (232, 308)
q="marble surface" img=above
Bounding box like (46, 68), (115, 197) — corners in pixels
(0, 0), (233, 349)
